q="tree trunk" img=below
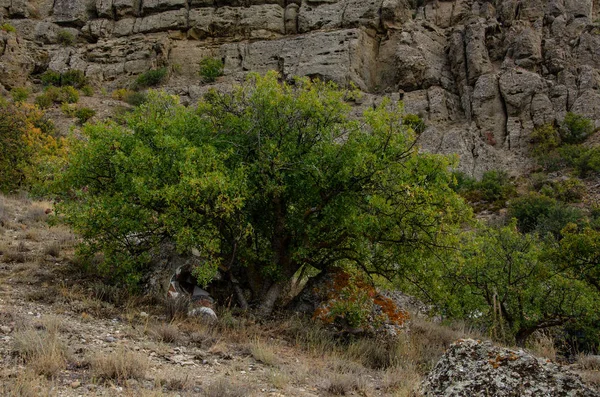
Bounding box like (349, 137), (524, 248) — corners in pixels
(515, 327), (536, 347)
(257, 281), (285, 317)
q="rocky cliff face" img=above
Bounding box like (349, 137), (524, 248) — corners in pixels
(2, 0), (600, 176)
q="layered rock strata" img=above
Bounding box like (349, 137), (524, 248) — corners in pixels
(2, 0), (600, 175)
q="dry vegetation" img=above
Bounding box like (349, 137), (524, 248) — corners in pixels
(0, 193), (598, 396)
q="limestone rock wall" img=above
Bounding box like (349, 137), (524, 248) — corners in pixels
(1, 0), (600, 176)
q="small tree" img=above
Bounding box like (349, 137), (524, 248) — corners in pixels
(447, 222), (596, 345)
(56, 72), (469, 315)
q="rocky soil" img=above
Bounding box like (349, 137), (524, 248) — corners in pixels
(2, 0), (600, 176)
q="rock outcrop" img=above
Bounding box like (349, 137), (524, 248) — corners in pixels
(423, 339), (598, 397)
(2, 0), (600, 176)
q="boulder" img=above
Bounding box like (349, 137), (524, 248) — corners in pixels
(423, 339), (597, 397)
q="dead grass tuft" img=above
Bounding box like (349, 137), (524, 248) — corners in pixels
(0, 370), (56, 397)
(18, 205), (48, 225)
(42, 241), (60, 257)
(13, 329), (68, 377)
(90, 347), (149, 382)
(164, 296), (190, 321)
(1, 247), (26, 263)
(202, 377), (247, 397)
(149, 322), (181, 344)
(578, 354), (600, 371)
(249, 338), (279, 367)
(528, 334), (557, 361)
(325, 372), (367, 395)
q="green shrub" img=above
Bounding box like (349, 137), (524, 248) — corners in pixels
(507, 193), (584, 236)
(11, 87), (29, 103)
(61, 70), (87, 89)
(558, 145), (600, 177)
(539, 178), (586, 203)
(134, 68), (168, 89)
(560, 112), (595, 144)
(452, 170), (515, 209)
(41, 86), (79, 106)
(478, 170), (516, 203)
(124, 91), (148, 107)
(60, 103), (77, 117)
(530, 124), (560, 155)
(403, 114), (426, 134)
(41, 71), (62, 87)
(508, 193), (557, 234)
(40, 69), (87, 88)
(0, 23), (16, 33)
(34, 94), (53, 109)
(57, 29), (75, 46)
(75, 107), (96, 124)
(198, 57), (224, 83)
(81, 85), (94, 96)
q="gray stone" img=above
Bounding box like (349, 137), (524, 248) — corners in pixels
(423, 339), (597, 397)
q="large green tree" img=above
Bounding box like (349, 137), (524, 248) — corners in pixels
(56, 72), (469, 315)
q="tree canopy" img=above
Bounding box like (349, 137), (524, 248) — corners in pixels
(56, 72), (470, 315)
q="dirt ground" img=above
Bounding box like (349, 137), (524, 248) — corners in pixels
(1, 193), (598, 397)
(0, 193), (426, 396)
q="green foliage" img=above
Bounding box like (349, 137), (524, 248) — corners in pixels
(81, 85), (94, 96)
(507, 193), (585, 237)
(558, 145), (600, 177)
(560, 112), (595, 144)
(55, 72), (469, 307)
(0, 23), (16, 33)
(446, 222), (596, 345)
(0, 102), (64, 193)
(40, 69), (87, 89)
(134, 68), (168, 89)
(40, 71), (62, 87)
(530, 123), (560, 155)
(34, 94), (53, 109)
(75, 107), (96, 124)
(11, 87), (29, 103)
(198, 57), (224, 83)
(60, 70), (87, 89)
(402, 114), (426, 134)
(125, 91), (148, 107)
(452, 170), (515, 209)
(57, 29), (75, 46)
(61, 104), (95, 124)
(538, 178), (585, 203)
(42, 86), (79, 105)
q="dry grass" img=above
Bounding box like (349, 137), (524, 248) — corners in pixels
(202, 377), (247, 397)
(528, 334), (557, 361)
(325, 371), (367, 395)
(90, 347), (149, 382)
(42, 241), (60, 257)
(154, 368), (193, 392)
(13, 329), (68, 378)
(149, 322), (181, 344)
(249, 338), (279, 367)
(578, 354), (600, 371)
(17, 205), (48, 225)
(0, 370), (56, 397)
(164, 295), (190, 321)
(266, 368), (291, 389)
(1, 247), (26, 263)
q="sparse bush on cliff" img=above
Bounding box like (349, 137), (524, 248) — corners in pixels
(11, 87), (29, 103)
(57, 29), (75, 46)
(134, 68), (168, 89)
(40, 69), (87, 89)
(198, 57), (224, 83)
(560, 112), (595, 144)
(0, 23), (16, 33)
